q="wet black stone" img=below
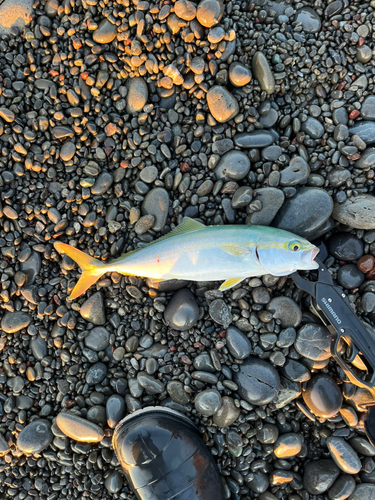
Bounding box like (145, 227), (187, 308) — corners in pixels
(302, 374), (343, 418)
(337, 264), (365, 289)
(328, 233), (364, 261)
(233, 357), (280, 405)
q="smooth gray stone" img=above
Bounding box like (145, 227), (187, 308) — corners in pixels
(214, 150), (250, 181)
(357, 45), (372, 64)
(137, 372), (165, 394)
(259, 109), (278, 128)
(304, 459), (340, 495)
(262, 144), (282, 160)
(349, 436), (375, 456)
(206, 85), (239, 123)
(212, 138), (233, 155)
(0, 433), (9, 453)
(337, 264), (365, 289)
(303, 374), (342, 418)
(295, 6), (321, 33)
(356, 148), (375, 170)
(17, 420), (53, 454)
(252, 51), (275, 95)
(196, 0), (224, 27)
(20, 251), (41, 284)
(220, 39), (236, 62)
(248, 187), (284, 225)
(272, 187), (333, 239)
(273, 433), (303, 458)
(327, 437), (361, 474)
(126, 77), (148, 114)
(146, 278), (189, 291)
(193, 352), (216, 372)
(16, 396), (34, 410)
(1, 312), (32, 333)
(229, 62), (251, 87)
(325, 0), (343, 17)
(280, 157), (310, 186)
(226, 326), (251, 359)
(105, 470), (123, 494)
(140, 343), (168, 359)
(84, 327), (110, 352)
(141, 187), (170, 232)
(280, 359), (310, 383)
(349, 121), (375, 144)
(277, 327), (296, 348)
(295, 323), (331, 361)
(301, 116), (324, 138)
(248, 471), (269, 493)
(328, 475), (356, 500)
(86, 362), (108, 385)
(60, 141), (76, 162)
(164, 288), (199, 331)
(56, 413), (104, 442)
(256, 423), (279, 444)
(87, 405), (106, 425)
(80, 292), (106, 325)
(266, 297), (302, 328)
(30, 334), (47, 361)
(327, 167), (351, 187)
(194, 389), (222, 417)
(361, 96), (375, 120)
(234, 130), (275, 148)
(106, 395), (126, 428)
(91, 172), (113, 195)
(349, 484), (375, 500)
(274, 377), (301, 409)
(167, 380), (190, 404)
(332, 195), (375, 229)
(233, 357), (280, 405)
(333, 107), (348, 125)
(231, 186), (253, 208)
(128, 378), (144, 398)
(213, 396), (240, 427)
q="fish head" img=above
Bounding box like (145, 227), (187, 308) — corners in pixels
(255, 233), (319, 276)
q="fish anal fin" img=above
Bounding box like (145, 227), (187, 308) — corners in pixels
(219, 278), (245, 291)
(221, 245), (250, 258)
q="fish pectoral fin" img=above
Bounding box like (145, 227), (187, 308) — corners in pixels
(219, 278), (245, 291)
(221, 245), (250, 258)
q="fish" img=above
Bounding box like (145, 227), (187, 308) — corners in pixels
(54, 217), (320, 300)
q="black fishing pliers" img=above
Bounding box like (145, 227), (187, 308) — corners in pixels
(292, 258), (375, 445)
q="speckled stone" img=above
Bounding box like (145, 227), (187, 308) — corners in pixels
(0, 0), (33, 35)
(207, 86), (239, 123)
(327, 437), (361, 474)
(56, 413), (104, 442)
(16, 420), (53, 454)
(295, 323), (331, 361)
(252, 51), (275, 95)
(332, 195), (375, 229)
(348, 484), (375, 500)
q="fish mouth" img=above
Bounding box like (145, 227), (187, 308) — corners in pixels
(302, 247), (320, 266)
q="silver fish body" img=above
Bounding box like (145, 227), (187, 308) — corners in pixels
(54, 218), (319, 299)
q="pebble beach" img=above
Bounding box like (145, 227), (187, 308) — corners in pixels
(1, 0), (375, 498)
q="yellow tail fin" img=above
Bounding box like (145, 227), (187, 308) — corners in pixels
(54, 242), (106, 300)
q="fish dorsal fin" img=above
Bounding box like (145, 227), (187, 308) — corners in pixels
(219, 277), (245, 291)
(116, 217), (206, 261)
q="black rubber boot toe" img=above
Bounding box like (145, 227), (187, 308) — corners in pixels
(112, 407), (226, 500)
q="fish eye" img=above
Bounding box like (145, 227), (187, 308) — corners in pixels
(288, 241), (301, 252)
